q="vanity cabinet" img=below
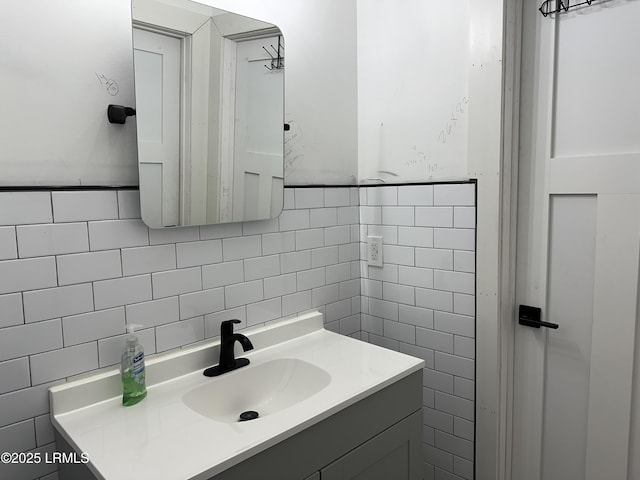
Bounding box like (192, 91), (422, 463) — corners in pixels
(211, 370), (422, 480)
(320, 413), (418, 480)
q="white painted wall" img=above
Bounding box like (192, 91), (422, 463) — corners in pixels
(0, 0), (137, 186)
(0, 0), (358, 186)
(357, 0), (470, 183)
(1, 0), (476, 187)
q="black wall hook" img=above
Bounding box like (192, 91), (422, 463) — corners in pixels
(263, 35), (284, 71)
(107, 105), (136, 124)
(539, 0), (594, 17)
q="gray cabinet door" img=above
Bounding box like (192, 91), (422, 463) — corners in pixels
(304, 473), (320, 480)
(320, 411), (421, 480)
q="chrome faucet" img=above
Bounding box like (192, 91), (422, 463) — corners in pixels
(203, 319), (254, 377)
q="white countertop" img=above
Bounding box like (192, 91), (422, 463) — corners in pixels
(50, 313), (423, 480)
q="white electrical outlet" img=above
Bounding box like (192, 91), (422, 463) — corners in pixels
(367, 235), (383, 267)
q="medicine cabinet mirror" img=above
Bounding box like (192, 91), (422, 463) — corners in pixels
(131, 0), (284, 228)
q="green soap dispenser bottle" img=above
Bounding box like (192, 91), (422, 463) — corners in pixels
(121, 324), (147, 406)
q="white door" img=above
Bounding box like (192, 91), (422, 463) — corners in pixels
(512, 2), (640, 480)
(232, 36), (284, 222)
(133, 28), (181, 228)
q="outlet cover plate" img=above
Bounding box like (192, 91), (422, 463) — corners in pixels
(367, 235), (383, 267)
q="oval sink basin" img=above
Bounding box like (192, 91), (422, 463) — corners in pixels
(182, 358), (331, 423)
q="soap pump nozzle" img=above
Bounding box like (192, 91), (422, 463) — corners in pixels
(125, 324), (143, 348)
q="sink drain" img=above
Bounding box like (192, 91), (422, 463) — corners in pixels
(239, 410), (259, 422)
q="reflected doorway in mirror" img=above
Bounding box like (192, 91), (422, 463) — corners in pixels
(131, 0), (285, 228)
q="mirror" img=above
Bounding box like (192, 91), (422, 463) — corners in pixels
(131, 0), (284, 228)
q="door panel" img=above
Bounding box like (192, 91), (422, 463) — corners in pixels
(553, 2), (640, 157)
(232, 37), (284, 222)
(541, 195), (596, 480)
(133, 28), (181, 227)
(587, 194), (640, 480)
(513, 2), (640, 479)
(630, 287), (640, 480)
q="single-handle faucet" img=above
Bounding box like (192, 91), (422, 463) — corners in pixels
(203, 319), (254, 377)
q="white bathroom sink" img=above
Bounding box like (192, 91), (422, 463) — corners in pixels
(49, 312), (424, 480)
(181, 357), (331, 423)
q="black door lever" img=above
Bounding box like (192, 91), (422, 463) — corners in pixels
(518, 305), (559, 329)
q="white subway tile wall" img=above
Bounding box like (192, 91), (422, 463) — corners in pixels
(0, 186), (362, 480)
(360, 183), (475, 480)
(0, 183), (475, 480)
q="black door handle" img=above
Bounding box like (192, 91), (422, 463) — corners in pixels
(518, 305), (559, 329)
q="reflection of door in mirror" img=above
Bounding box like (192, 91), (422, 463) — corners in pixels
(228, 37), (284, 223)
(133, 28), (181, 228)
(131, 0), (285, 228)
